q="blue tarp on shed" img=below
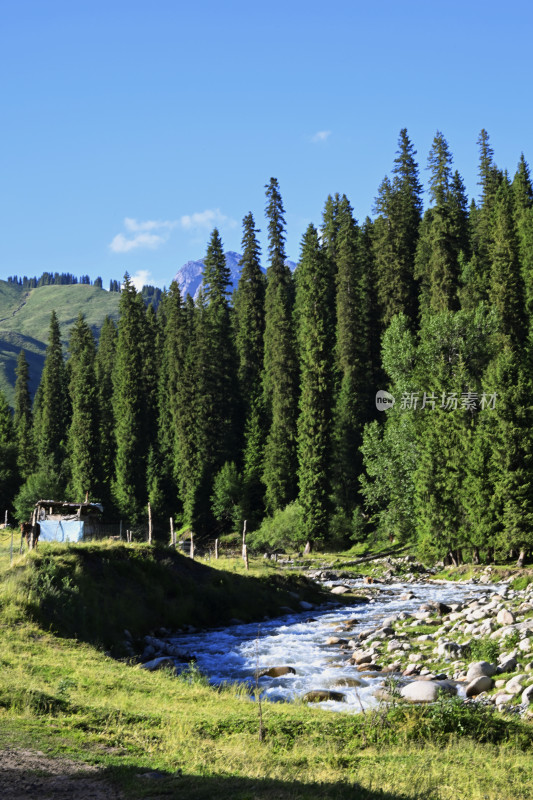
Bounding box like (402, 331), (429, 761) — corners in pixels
(39, 520), (85, 542)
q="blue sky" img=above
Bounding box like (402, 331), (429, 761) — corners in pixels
(2, 0), (532, 290)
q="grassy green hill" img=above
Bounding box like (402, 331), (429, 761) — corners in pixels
(0, 282), (120, 405)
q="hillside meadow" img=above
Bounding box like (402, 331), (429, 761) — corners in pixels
(0, 281), (120, 404)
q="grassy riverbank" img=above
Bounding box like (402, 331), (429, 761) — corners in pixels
(0, 538), (532, 799)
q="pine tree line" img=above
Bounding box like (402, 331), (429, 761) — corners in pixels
(7, 273), (102, 288)
(1, 129), (533, 563)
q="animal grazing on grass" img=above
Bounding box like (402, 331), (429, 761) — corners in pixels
(20, 522), (40, 550)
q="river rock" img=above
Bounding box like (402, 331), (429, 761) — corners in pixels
(303, 690), (346, 703)
(140, 657), (174, 672)
(400, 680), (456, 703)
(299, 600), (314, 610)
(387, 639), (404, 652)
(257, 666), (296, 678)
(352, 651), (373, 665)
(497, 656), (518, 674)
(332, 585), (353, 596)
(468, 608), (489, 621)
(519, 638), (532, 652)
(505, 675), (526, 694)
(332, 677), (367, 688)
(497, 609), (515, 626)
(466, 661), (497, 681)
(438, 640), (469, 659)
(465, 675), (494, 697)
(495, 693), (515, 707)
(521, 684), (533, 705)
(325, 637), (348, 646)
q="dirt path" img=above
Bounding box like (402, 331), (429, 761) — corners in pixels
(0, 748), (124, 799)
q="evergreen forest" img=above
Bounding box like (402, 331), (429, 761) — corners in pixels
(2, 129), (533, 566)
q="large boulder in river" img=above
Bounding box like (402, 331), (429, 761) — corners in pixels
(331, 585), (351, 595)
(400, 680), (456, 704)
(257, 666), (296, 678)
(303, 690), (346, 703)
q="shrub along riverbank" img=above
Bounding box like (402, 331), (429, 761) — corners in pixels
(0, 540), (533, 799)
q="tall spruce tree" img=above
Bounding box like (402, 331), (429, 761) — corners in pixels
(94, 316), (117, 512)
(33, 311), (69, 473)
(175, 294), (202, 526)
(262, 178), (298, 512)
(112, 275), (148, 521)
(0, 388), (18, 513)
(331, 196), (371, 516)
(13, 350), (34, 481)
(296, 224), (334, 550)
(181, 231), (238, 533)
(488, 179), (525, 344)
(158, 282), (185, 512)
(67, 314), (99, 501)
(469, 129), (503, 288)
(233, 213), (266, 526)
(373, 129), (422, 326)
(512, 155), (533, 320)
(415, 132), (462, 315)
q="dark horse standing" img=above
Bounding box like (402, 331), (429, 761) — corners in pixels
(20, 521), (40, 550)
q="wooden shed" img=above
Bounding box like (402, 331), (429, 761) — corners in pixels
(33, 499), (104, 542)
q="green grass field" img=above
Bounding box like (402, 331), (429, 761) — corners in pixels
(0, 535), (532, 799)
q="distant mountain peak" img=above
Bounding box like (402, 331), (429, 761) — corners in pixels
(173, 252), (296, 301)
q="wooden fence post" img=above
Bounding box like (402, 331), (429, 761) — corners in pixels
(170, 517), (175, 547)
(215, 538), (219, 559)
(119, 520), (123, 541)
(148, 502), (152, 544)
(243, 543), (249, 571)
(189, 531), (194, 559)
(242, 520), (247, 558)
(30, 509), (37, 550)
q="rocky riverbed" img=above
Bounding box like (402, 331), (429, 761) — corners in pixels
(134, 557), (533, 717)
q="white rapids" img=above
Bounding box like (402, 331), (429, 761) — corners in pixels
(168, 579), (498, 712)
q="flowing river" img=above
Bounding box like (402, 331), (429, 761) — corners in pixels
(168, 578), (497, 712)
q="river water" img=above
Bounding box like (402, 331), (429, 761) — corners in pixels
(169, 579), (497, 712)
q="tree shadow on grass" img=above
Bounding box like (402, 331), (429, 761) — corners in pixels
(104, 765), (438, 800)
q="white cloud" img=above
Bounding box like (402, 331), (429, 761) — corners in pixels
(130, 270), (152, 291)
(311, 130), (332, 143)
(109, 217), (179, 253)
(124, 218), (178, 233)
(180, 208), (237, 231)
(109, 211), (236, 254)
(109, 231), (166, 253)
